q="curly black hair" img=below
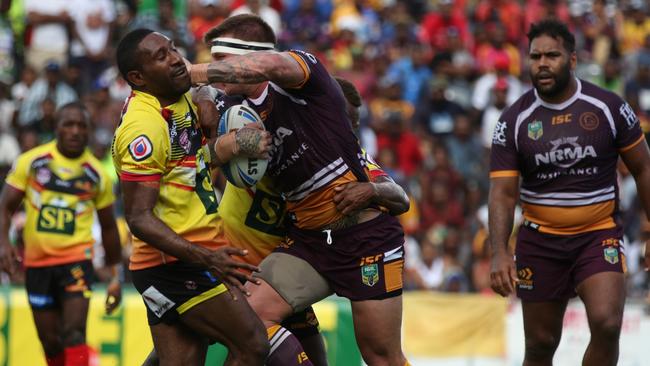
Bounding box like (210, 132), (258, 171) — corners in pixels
(527, 19), (576, 53)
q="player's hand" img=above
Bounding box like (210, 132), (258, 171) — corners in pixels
(105, 279), (122, 315)
(205, 247), (261, 300)
(0, 242), (19, 275)
(184, 60), (209, 85)
(490, 249), (518, 297)
(333, 182), (375, 215)
(195, 97), (220, 138)
(235, 124), (272, 159)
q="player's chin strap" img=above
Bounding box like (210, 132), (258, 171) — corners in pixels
(210, 37), (275, 55)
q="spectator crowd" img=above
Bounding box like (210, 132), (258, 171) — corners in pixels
(1, 0), (649, 301)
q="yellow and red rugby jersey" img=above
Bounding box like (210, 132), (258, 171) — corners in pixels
(112, 90), (223, 270)
(5, 141), (114, 267)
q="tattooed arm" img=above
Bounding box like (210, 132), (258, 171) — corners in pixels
(211, 125), (272, 165)
(189, 52), (306, 88)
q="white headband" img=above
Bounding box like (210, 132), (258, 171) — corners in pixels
(210, 37), (275, 55)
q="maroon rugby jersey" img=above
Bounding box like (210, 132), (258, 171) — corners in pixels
(216, 50), (369, 229)
(490, 79), (645, 235)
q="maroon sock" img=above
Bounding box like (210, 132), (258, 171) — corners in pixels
(266, 325), (314, 366)
(46, 352), (65, 366)
(64, 344), (89, 366)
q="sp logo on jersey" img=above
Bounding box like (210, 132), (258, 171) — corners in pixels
(128, 135), (153, 161)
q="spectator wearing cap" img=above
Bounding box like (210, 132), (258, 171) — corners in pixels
(87, 78), (122, 131)
(17, 60), (78, 127)
(480, 77), (509, 149)
(621, 0), (650, 54)
(414, 76), (464, 137)
(471, 53), (524, 113)
(24, 0), (73, 71)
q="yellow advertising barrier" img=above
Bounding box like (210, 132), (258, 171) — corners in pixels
(1, 288), (508, 365)
(402, 292), (508, 358)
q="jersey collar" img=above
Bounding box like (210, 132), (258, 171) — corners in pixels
(533, 77), (581, 110)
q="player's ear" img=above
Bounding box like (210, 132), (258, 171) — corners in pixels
(570, 51), (577, 71)
(127, 70), (145, 88)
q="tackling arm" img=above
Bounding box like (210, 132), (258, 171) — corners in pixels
(191, 51), (306, 89)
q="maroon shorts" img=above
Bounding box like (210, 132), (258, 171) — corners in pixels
(276, 213), (405, 301)
(515, 225), (626, 302)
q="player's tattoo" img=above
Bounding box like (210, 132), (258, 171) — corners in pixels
(206, 52), (302, 85)
(235, 128), (262, 156)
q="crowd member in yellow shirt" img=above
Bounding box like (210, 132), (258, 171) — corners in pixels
(0, 102), (122, 366)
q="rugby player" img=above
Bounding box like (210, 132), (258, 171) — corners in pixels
(187, 14), (412, 366)
(112, 29), (271, 365)
(0, 102), (122, 366)
(489, 19), (650, 366)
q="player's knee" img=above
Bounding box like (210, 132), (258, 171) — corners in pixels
(589, 313), (622, 340)
(62, 328), (86, 346)
(525, 333), (561, 361)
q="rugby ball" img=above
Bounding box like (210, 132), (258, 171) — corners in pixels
(217, 104), (268, 188)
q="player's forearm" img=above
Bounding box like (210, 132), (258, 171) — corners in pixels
(100, 226), (122, 267)
(126, 212), (210, 266)
(371, 179), (410, 216)
(0, 188), (20, 247)
(192, 52), (303, 86)
(0, 209), (11, 247)
(488, 191), (516, 254)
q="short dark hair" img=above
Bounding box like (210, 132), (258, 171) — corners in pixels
(116, 29), (155, 87)
(527, 19), (575, 53)
(203, 14), (276, 45)
(335, 77), (362, 108)
(56, 101), (90, 126)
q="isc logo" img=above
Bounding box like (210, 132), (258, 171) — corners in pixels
(359, 254), (383, 266)
(551, 113), (572, 125)
(37, 205), (75, 234)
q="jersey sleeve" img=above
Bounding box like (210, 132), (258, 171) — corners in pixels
(4, 152), (31, 191)
(284, 50), (332, 96)
(613, 99), (644, 152)
(112, 113), (169, 182)
(94, 165), (116, 210)
(362, 150), (390, 181)
(489, 108), (519, 178)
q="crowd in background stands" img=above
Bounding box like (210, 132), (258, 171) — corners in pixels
(0, 0), (649, 300)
